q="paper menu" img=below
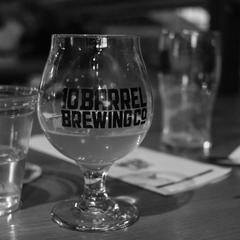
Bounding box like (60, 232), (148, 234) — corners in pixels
(30, 134), (231, 195)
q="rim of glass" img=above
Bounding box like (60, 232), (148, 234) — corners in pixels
(160, 28), (220, 37)
(52, 34), (140, 39)
(0, 85), (38, 102)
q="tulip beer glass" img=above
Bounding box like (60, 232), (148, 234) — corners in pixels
(38, 34), (153, 231)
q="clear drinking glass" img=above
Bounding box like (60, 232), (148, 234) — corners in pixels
(0, 85), (37, 215)
(38, 34), (153, 231)
(158, 30), (221, 159)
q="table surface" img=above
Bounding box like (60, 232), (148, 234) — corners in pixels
(2, 81), (240, 240)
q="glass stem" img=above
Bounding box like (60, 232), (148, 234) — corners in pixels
(77, 167), (116, 213)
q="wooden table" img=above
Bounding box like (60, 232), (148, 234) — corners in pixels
(1, 86), (240, 240)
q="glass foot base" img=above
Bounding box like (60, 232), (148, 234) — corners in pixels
(0, 200), (21, 216)
(160, 140), (211, 160)
(51, 198), (139, 232)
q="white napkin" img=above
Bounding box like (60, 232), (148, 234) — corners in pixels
(30, 134), (231, 195)
(229, 147), (240, 164)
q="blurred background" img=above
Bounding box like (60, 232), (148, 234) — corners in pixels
(0, 0), (238, 95)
